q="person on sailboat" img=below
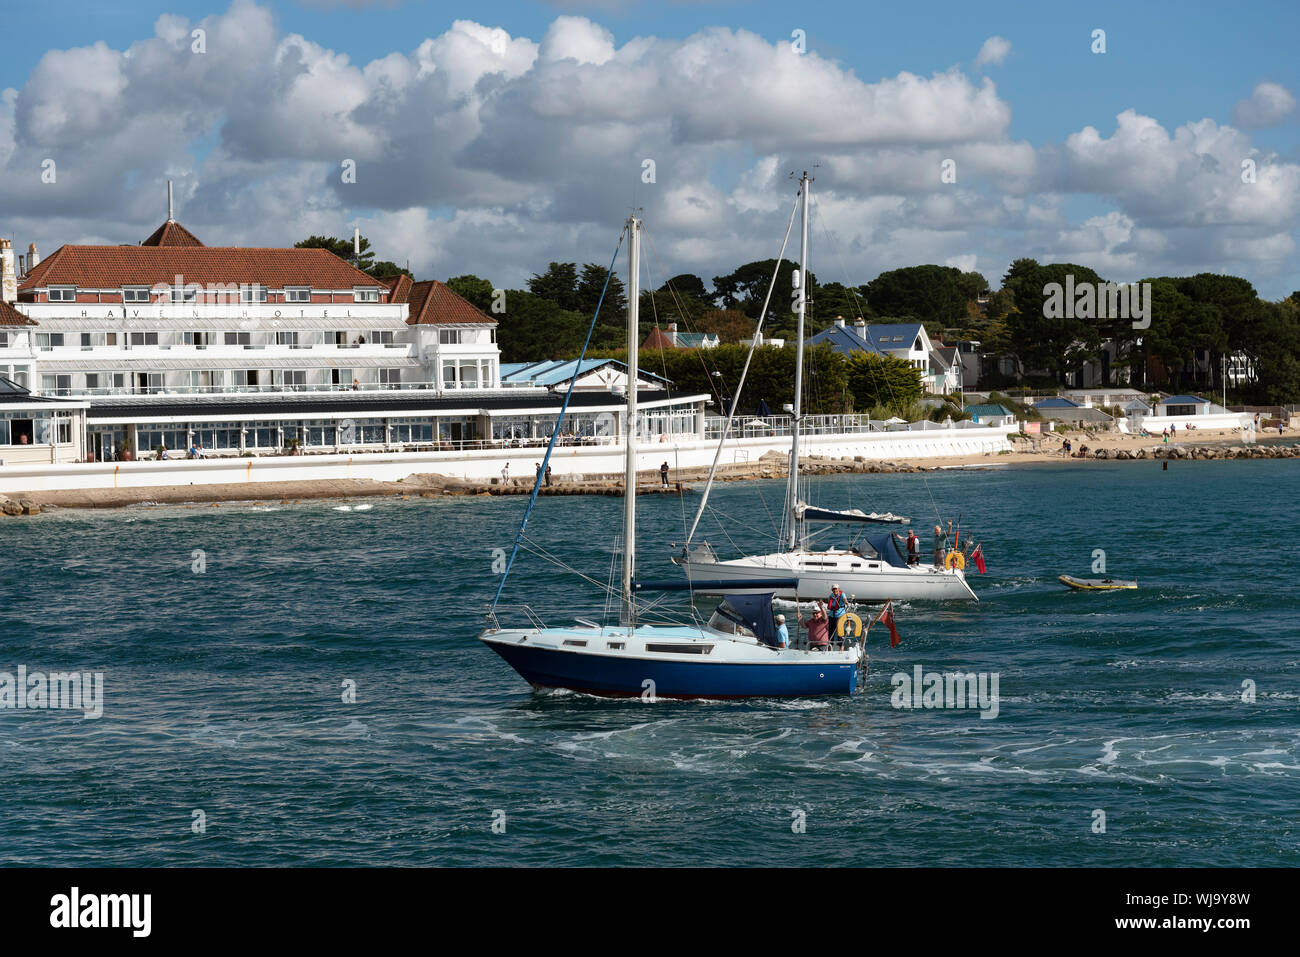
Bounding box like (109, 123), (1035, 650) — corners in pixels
(933, 522), (951, 568)
(827, 585), (847, 634)
(774, 614), (789, 649)
(906, 529), (920, 565)
(800, 602), (830, 651)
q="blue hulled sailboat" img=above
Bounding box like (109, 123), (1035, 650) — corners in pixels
(480, 215), (864, 698)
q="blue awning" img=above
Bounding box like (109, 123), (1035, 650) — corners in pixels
(715, 593), (778, 646)
(862, 530), (909, 568)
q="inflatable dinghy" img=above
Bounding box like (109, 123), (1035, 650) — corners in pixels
(1058, 575), (1137, 591)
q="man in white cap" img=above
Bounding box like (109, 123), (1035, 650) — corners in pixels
(774, 613), (789, 649)
(827, 584), (847, 637)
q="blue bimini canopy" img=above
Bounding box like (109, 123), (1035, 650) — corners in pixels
(862, 529), (909, 568)
(715, 593), (778, 646)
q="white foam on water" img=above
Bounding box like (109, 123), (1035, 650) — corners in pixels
(571, 721), (659, 741)
(354, 504), (374, 511)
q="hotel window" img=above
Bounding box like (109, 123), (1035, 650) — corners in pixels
(35, 333), (64, 350)
(135, 373), (164, 394)
(286, 288), (311, 302)
(56, 418), (71, 444)
(378, 368), (402, 388)
(129, 332), (159, 346)
(353, 287), (379, 303)
(330, 368), (355, 388)
(123, 287), (150, 303)
(231, 370), (260, 388)
(438, 329), (461, 345)
(280, 370), (307, 390)
(183, 370), (223, 391)
(276, 331), (299, 347)
(48, 287), (76, 302)
(170, 286), (199, 303)
(224, 332), (252, 346)
(87, 373), (125, 392)
(0, 332), (10, 348)
(241, 284), (268, 303)
(41, 375), (71, 395)
(373, 330), (395, 345)
(184, 331), (211, 347)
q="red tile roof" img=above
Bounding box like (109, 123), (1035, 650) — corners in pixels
(406, 280), (496, 326)
(642, 325), (676, 349)
(141, 220), (204, 247)
(383, 273), (413, 304)
(0, 301), (36, 326)
(19, 244), (388, 292)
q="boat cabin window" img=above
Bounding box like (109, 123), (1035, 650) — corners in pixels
(562, 639), (587, 647)
(606, 642), (625, 650)
(706, 611), (754, 638)
(645, 644), (713, 655)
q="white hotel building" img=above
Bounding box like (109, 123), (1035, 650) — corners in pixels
(0, 220), (705, 465)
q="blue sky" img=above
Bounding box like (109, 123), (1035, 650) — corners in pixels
(2, 0), (1299, 296)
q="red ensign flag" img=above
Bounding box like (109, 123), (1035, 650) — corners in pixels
(878, 601), (901, 648)
(972, 544), (987, 574)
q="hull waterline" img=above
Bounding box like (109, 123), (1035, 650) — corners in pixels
(480, 627), (861, 699)
(678, 552), (978, 602)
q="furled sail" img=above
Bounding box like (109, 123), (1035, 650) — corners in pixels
(795, 502), (909, 525)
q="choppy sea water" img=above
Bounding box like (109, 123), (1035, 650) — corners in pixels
(2, 460), (1297, 866)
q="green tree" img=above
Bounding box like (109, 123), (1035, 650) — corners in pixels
(445, 275), (494, 313)
(812, 281), (868, 325)
(295, 235), (411, 279)
(575, 263), (627, 321)
(863, 265), (985, 328)
(494, 290), (586, 363)
(695, 309), (758, 343)
(712, 259), (818, 339)
(1001, 259), (1107, 384)
(844, 352), (923, 413)
(527, 263), (580, 311)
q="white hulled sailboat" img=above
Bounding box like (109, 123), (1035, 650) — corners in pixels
(673, 174), (978, 604)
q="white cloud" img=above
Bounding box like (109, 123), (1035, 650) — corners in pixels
(0, 4), (1296, 299)
(1232, 81), (1296, 128)
(975, 35), (1010, 68)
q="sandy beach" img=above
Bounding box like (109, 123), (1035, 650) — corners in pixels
(2, 425), (1292, 513)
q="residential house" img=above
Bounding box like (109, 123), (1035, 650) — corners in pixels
(642, 322), (718, 350)
(964, 403), (1017, 427)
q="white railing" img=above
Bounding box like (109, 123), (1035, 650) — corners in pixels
(704, 414), (883, 440)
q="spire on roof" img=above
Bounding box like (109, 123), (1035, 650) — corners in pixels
(141, 220), (204, 247)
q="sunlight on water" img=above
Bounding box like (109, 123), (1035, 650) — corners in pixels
(2, 460), (1298, 866)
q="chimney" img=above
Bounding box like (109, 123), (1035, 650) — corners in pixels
(0, 239), (16, 304)
(26, 242), (38, 271)
(167, 180), (174, 222)
(854, 318), (866, 330)
(353, 227), (361, 262)
(667, 321), (678, 347)
(834, 316), (845, 328)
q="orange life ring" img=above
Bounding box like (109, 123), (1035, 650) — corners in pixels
(944, 550), (965, 571)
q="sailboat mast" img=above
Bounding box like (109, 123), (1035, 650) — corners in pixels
(622, 215), (641, 625)
(784, 172), (811, 550)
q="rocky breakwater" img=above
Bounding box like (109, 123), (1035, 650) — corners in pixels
(1089, 443), (1300, 461)
(0, 496), (42, 516)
